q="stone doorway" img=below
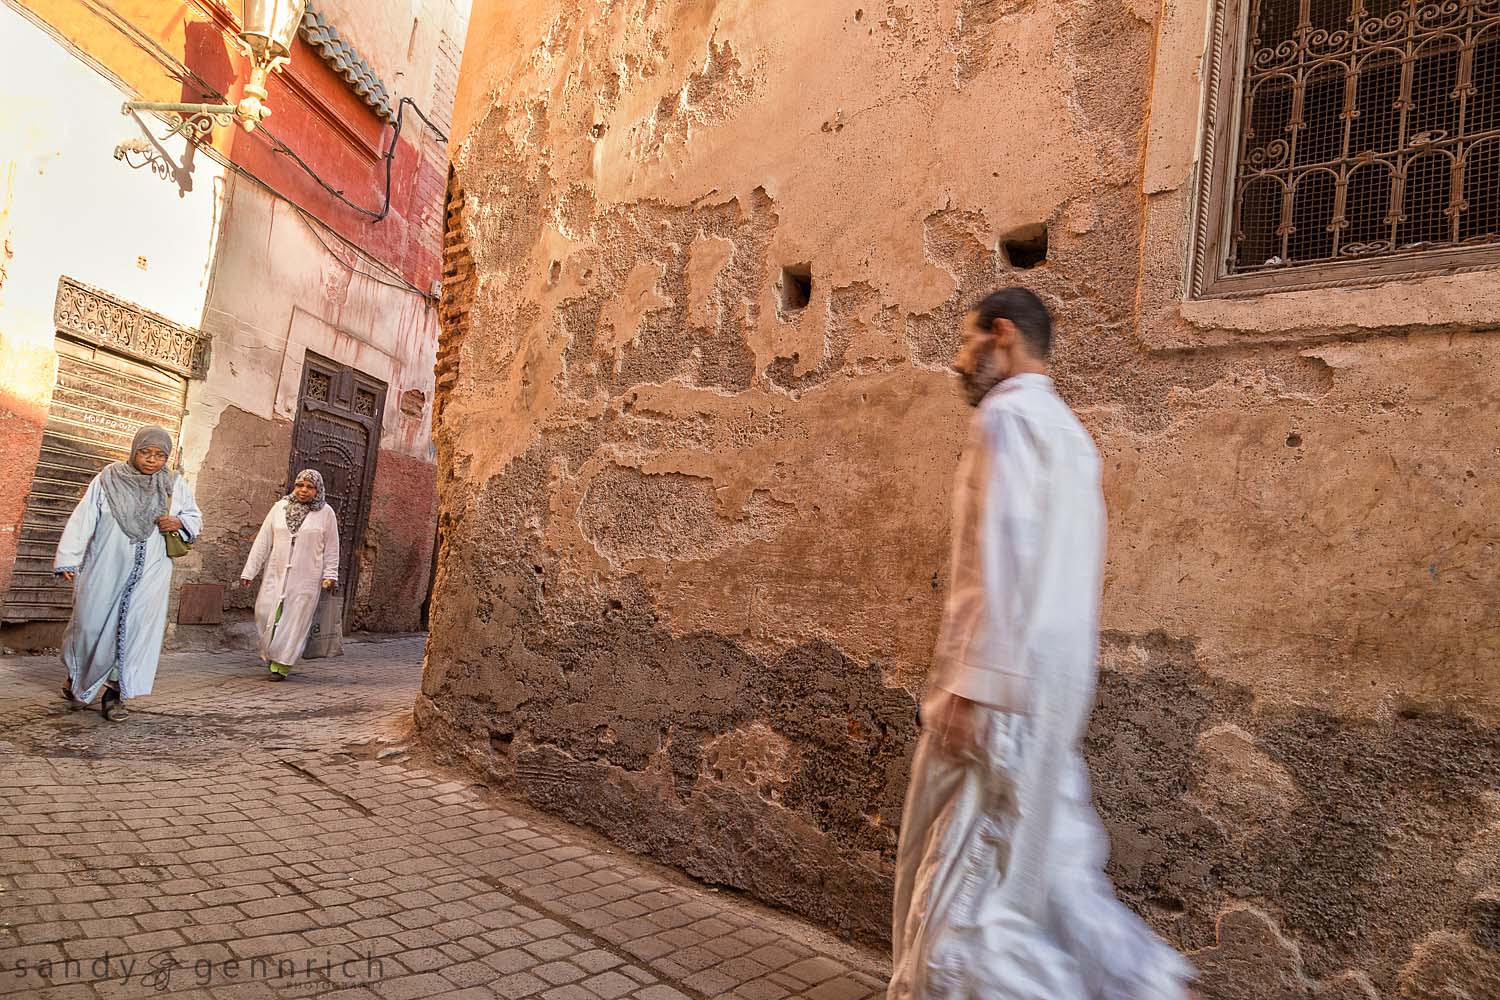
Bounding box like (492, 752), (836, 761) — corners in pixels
(287, 352), (386, 629)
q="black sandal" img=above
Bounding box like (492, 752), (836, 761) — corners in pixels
(101, 686), (129, 722)
(60, 682), (83, 707)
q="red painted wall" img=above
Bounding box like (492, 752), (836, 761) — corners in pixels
(17, 1), (446, 291)
(180, 21), (445, 290)
(0, 404), (48, 601)
(355, 449), (439, 632)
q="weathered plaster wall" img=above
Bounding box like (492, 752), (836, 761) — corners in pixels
(425, 1), (1500, 994)
(314, 0), (471, 119)
(1, 0), (464, 645)
(171, 175), (442, 642)
(0, 1), (224, 603)
(358, 449), (440, 630)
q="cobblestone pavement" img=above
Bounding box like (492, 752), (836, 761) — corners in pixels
(0, 638), (890, 1000)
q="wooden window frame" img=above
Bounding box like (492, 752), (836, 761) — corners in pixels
(1189, 0), (1500, 298)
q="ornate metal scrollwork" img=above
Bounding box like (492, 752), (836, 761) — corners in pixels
(111, 139), (173, 181)
(1230, 0), (1500, 272)
(116, 101), (238, 148)
(159, 109), (236, 142)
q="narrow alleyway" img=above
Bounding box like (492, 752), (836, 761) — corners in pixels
(0, 639), (889, 1000)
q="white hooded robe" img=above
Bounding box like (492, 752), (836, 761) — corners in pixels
(53, 474), (202, 702)
(241, 499), (339, 667)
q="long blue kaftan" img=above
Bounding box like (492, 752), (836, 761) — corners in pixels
(53, 474), (203, 702)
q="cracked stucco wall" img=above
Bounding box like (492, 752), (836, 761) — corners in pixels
(420, 2), (1500, 994)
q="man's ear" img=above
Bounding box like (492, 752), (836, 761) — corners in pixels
(991, 317), (1019, 348)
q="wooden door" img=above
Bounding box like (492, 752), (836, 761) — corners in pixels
(287, 353), (385, 627)
(3, 337), (187, 622)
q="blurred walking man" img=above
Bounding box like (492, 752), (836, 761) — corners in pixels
(888, 288), (1195, 1000)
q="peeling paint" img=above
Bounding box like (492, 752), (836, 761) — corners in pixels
(425, 3), (1500, 991)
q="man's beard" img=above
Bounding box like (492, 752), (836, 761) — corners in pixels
(959, 353), (1005, 407)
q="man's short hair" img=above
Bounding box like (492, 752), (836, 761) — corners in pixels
(974, 287), (1053, 358)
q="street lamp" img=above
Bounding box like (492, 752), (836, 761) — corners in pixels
(120, 0), (309, 141)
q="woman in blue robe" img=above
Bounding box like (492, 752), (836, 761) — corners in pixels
(53, 426), (203, 722)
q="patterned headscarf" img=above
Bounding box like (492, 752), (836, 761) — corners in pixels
(284, 468), (327, 535)
(98, 426), (176, 543)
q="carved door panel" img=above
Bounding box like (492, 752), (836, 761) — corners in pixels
(288, 354), (385, 627)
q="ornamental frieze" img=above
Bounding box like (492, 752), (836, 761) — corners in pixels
(53, 276), (209, 379)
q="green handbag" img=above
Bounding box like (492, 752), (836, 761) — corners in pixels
(162, 498), (192, 559)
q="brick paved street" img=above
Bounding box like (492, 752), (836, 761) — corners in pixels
(0, 638), (889, 999)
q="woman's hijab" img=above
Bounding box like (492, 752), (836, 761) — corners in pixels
(98, 426), (175, 543)
(284, 468), (327, 535)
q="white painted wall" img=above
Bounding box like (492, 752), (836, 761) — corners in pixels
(0, 2), (226, 415)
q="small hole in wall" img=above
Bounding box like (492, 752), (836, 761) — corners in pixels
(1286, 433), (1303, 448)
(1150, 895), (1186, 916)
(855, 8), (864, 21)
(1002, 224), (1048, 269)
(779, 263), (812, 312)
(548, 260), (561, 285)
(400, 388), (427, 417)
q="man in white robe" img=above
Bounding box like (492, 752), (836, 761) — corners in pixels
(54, 426), (202, 721)
(888, 288), (1195, 1000)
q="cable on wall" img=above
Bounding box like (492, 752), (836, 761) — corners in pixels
(86, 0), (449, 223)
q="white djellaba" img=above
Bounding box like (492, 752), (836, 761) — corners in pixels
(241, 469), (339, 670)
(888, 374), (1195, 1000)
(53, 426), (203, 705)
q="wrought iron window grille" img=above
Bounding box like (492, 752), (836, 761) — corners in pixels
(1191, 0), (1500, 295)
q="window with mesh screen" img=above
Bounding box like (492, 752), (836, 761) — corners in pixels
(1226, 0), (1500, 275)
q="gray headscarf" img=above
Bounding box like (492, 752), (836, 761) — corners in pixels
(98, 426), (176, 543)
(284, 468), (327, 535)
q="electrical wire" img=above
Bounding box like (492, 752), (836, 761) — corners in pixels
(288, 201), (430, 297)
(229, 153), (439, 298)
(10, 0), (442, 298)
(85, 0), (449, 223)
(266, 96), (449, 222)
(226, 133), (443, 300)
(79, 0), (450, 298)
